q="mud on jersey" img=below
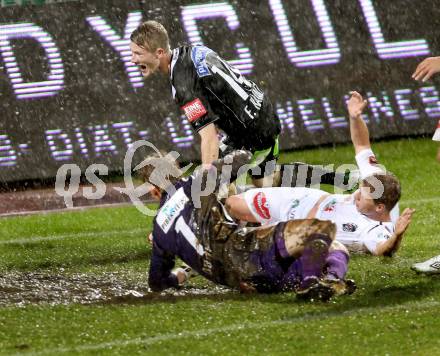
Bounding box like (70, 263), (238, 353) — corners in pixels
(149, 174), (263, 291)
(170, 45), (280, 151)
(148, 151), (256, 291)
(148, 151), (311, 292)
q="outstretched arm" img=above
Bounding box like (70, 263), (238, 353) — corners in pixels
(374, 208), (415, 257)
(347, 91), (370, 155)
(412, 57), (440, 82)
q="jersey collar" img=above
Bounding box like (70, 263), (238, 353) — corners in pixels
(170, 48), (179, 99)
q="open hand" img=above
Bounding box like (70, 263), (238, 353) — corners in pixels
(347, 91), (368, 119)
(412, 57), (440, 82)
(395, 208), (415, 237)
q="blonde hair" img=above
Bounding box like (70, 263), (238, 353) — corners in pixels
(130, 21), (170, 52)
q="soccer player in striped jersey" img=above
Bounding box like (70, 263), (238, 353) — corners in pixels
(130, 20), (352, 189)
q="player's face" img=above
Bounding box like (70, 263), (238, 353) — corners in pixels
(354, 185), (378, 216)
(130, 42), (161, 78)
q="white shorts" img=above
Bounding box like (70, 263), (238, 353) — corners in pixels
(243, 187), (328, 225)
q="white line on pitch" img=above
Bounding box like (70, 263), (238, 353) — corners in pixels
(0, 228), (145, 245)
(401, 197), (440, 205)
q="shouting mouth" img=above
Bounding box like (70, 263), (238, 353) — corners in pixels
(139, 64), (149, 76)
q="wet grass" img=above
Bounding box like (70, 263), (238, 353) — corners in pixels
(1, 137), (440, 355)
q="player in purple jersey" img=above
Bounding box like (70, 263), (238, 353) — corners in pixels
(130, 20), (355, 189)
(140, 150), (355, 301)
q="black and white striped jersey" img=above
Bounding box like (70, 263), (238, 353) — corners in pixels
(169, 45), (280, 151)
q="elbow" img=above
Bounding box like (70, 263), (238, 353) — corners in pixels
(371, 246), (384, 257)
(372, 246), (394, 258)
(225, 195), (243, 220)
(382, 250), (395, 258)
(148, 268), (179, 292)
(149, 285), (163, 293)
(148, 277), (164, 292)
(225, 195), (256, 222)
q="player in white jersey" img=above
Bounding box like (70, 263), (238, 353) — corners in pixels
(226, 92), (415, 257)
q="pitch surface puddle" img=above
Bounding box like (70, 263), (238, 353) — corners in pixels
(0, 272), (231, 306)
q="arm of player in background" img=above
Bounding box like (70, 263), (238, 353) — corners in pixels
(373, 208), (415, 257)
(412, 57), (440, 82)
(347, 91), (371, 155)
(199, 123), (220, 164)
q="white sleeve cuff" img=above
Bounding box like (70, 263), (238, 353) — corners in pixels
(355, 148), (385, 179)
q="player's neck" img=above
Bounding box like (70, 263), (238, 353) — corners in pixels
(371, 210), (391, 223)
(160, 51), (172, 75)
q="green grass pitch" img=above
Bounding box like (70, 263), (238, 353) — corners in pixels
(1, 137), (440, 355)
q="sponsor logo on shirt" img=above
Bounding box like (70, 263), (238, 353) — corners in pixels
(323, 199), (337, 212)
(181, 98), (207, 122)
(156, 188), (189, 233)
(191, 46), (212, 77)
(253, 192), (271, 220)
(376, 232), (391, 240)
(369, 155), (379, 165)
(288, 199), (300, 220)
(342, 223), (358, 232)
(291, 199), (300, 209)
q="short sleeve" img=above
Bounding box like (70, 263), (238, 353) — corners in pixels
(180, 97), (218, 132)
(243, 188), (294, 225)
(355, 148), (385, 179)
(363, 225), (392, 254)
